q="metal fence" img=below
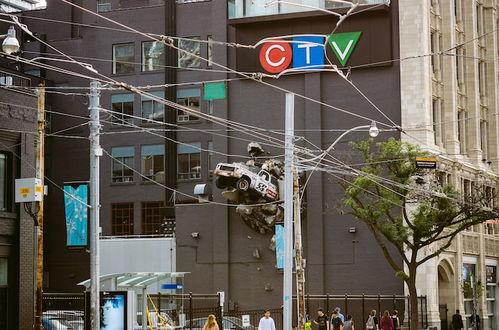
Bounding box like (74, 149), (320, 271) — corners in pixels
(42, 293), (85, 329)
(42, 292), (427, 329)
(301, 294), (428, 330)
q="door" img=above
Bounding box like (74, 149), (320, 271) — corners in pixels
(439, 304), (448, 330)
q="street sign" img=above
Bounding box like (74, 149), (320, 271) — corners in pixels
(161, 284), (184, 290)
(242, 315), (251, 327)
(415, 157), (437, 169)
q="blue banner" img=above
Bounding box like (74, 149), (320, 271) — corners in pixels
(63, 185), (88, 246)
(275, 224), (284, 269)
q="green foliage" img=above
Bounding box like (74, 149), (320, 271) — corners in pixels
(460, 277), (484, 299)
(341, 138), (497, 274)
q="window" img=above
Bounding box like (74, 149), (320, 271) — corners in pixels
(142, 41), (165, 72)
(97, 0), (111, 12)
(486, 265), (496, 323)
(177, 89), (200, 122)
(480, 120), (488, 161)
(112, 43), (134, 74)
(432, 98), (443, 147)
(141, 91), (165, 122)
(458, 110), (467, 154)
(177, 142), (201, 180)
(111, 94), (134, 125)
(111, 203), (134, 235)
(207, 141), (213, 175)
(207, 36), (213, 67)
(178, 37), (200, 68)
(111, 146), (134, 183)
(454, 0), (464, 27)
(141, 145), (164, 182)
(141, 202), (165, 234)
(462, 263), (476, 316)
(0, 154), (8, 212)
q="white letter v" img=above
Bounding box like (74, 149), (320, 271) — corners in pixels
(332, 40), (354, 61)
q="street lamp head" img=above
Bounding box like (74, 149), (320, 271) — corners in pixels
(2, 26), (20, 55)
(369, 121), (379, 138)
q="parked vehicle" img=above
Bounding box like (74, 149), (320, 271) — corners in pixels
(214, 163), (279, 201)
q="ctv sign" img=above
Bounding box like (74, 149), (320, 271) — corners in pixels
(259, 32), (362, 73)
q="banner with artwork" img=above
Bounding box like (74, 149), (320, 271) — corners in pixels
(63, 184), (88, 246)
(275, 223), (284, 269)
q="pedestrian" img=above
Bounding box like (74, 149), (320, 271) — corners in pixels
(258, 309), (277, 330)
(451, 310), (464, 330)
(335, 307), (345, 323)
(343, 315), (354, 330)
(331, 311), (344, 330)
(313, 308), (329, 330)
(391, 310), (400, 330)
(202, 314), (220, 330)
(380, 311), (393, 330)
(365, 310), (379, 330)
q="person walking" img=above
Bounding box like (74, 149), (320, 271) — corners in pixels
(343, 315), (354, 330)
(366, 310), (379, 330)
(391, 310), (400, 330)
(335, 307), (345, 323)
(452, 310), (464, 330)
(331, 311), (344, 330)
(313, 308), (329, 330)
(380, 311), (393, 330)
(202, 314), (220, 330)
(258, 309), (277, 330)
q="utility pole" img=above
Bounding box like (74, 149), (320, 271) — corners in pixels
(294, 174), (306, 329)
(89, 80), (102, 330)
(34, 81), (45, 330)
(283, 93), (294, 330)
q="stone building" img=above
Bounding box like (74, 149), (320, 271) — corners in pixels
(399, 0), (499, 329)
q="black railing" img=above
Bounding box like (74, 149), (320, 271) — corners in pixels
(42, 292), (427, 329)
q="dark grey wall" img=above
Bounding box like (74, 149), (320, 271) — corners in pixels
(175, 1), (404, 310)
(20, 0), (404, 312)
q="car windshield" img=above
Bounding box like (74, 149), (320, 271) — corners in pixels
(46, 318), (73, 329)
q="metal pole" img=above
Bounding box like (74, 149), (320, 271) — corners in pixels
(142, 288), (148, 330)
(34, 82), (45, 330)
(283, 93), (294, 330)
(89, 80), (101, 330)
(294, 174), (306, 329)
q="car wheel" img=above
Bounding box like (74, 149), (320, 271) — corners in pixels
(216, 177), (228, 189)
(236, 178), (250, 192)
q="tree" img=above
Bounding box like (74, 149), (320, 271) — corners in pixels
(339, 138), (497, 330)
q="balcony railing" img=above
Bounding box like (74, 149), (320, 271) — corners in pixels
(228, 0), (390, 19)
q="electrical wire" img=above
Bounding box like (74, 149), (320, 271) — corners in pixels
(102, 148), (284, 207)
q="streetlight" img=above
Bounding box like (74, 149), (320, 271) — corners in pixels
(1, 26), (20, 54)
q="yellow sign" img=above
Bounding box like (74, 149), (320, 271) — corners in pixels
(19, 188), (30, 199)
(415, 157), (437, 162)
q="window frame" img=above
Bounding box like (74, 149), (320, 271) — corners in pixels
(111, 146), (135, 183)
(176, 88), (201, 123)
(177, 143), (201, 180)
(111, 94), (134, 125)
(0, 153), (11, 212)
(140, 144), (165, 182)
(112, 42), (135, 75)
(141, 201), (165, 235)
(111, 202), (134, 236)
(141, 41), (166, 72)
(178, 36), (201, 68)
